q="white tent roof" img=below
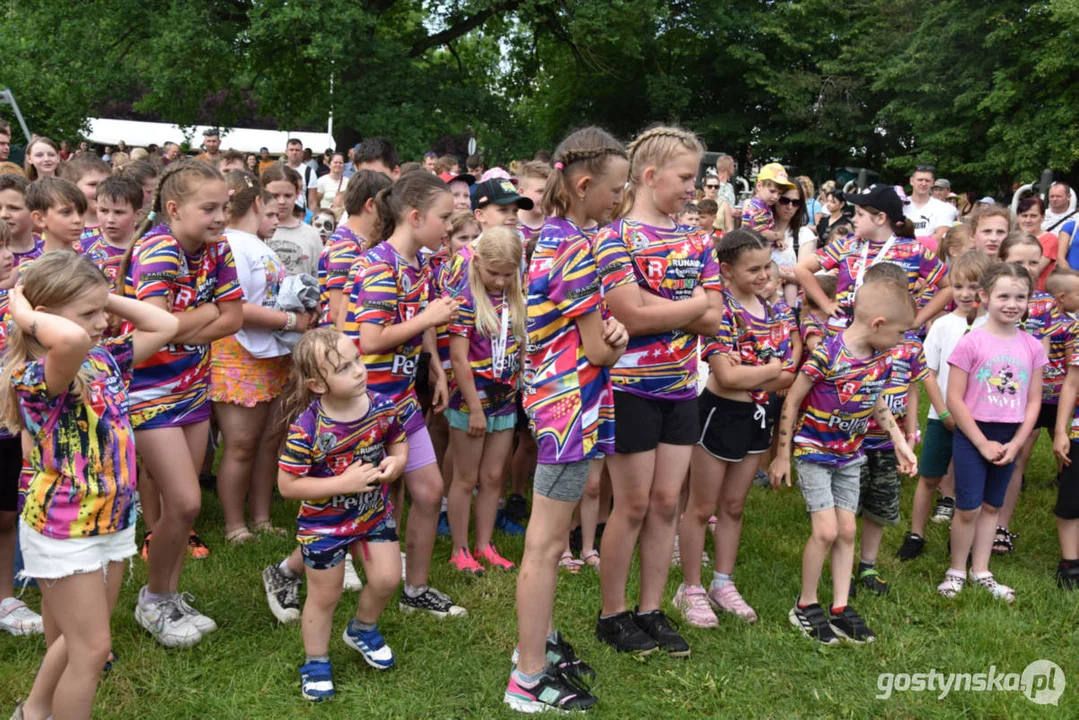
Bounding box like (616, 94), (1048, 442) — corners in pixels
(85, 118), (335, 154)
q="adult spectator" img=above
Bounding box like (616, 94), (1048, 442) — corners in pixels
(815, 185), (852, 245)
(423, 151), (438, 173)
(284, 138), (318, 212)
(302, 147), (319, 173)
(713, 153), (737, 232)
(257, 147), (276, 174)
(435, 155), (459, 175)
(1043, 182), (1077, 233)
(102, 145), (113, 165)
(316, 152), (348, 211)
(195, 128), (222, 165)
(76, 141), (90, 155)
(162, 142), (181, 164)
(1015, 195), (1058, 287)
(59, 140), (72, 161)
(930, 178), (960, 226)
(775, 177), (818, 265)
(903, 165), (953, 240)
(0, 124), (9, 162)
(245, 153), (259, 173)
(797, 175), (824, 227)
(315, 148), (331, 177)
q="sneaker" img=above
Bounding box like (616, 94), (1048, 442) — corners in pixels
(937, 570), (966, 598)
(931, 496), (955, 524)
(495, 510), (526, 536)
(504, 669), (597, 713)
(789, 601), (839, 645)
(140, 530), (152, 562)
(262, 564), (302, 623)
(673, 584), (718, 629)
(970, 571), (1015, 603)
(135, 589), (202, 648)
(342, 555), (363, 592)
(671, 535), (681, 568)
(475, 543), (517, 571)
(828, 606), (877, 644)
(707, 583), (758, 623)
(299, 660), (334, 702)
(436, 511), (451, 538)
(510, 631), (597, 683)
(187, 531), (211, 559)
(633, 609), (690, 657)
(175, 592), (217, 634)
(896, 533), (925, 561)
(450, 547), (485, 576)
(0, 597), (43, 636)
(856, 568), (889, 595)
(343, 619), (395, 670)
(1056, 562), (1079, 590)
(594, 611), (658, 655)
(399, 586), (468, 618)
(505, 493), (528, 524)
(400, 551), (407, 582)
(753, 469), (770, 487)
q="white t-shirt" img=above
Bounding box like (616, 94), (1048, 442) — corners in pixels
(287, 162), (316, 210)
(923, 311), (988, 419)
(1044, 207), (1077, 232)
(223, 229), (290, 358)
(266, 222), (322, 278)
(904, 196), (954, 236)
(316, 174), (349, 210)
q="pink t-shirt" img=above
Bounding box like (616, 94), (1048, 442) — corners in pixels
(947, 327), (1048, 423)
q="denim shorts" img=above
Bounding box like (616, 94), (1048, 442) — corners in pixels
(19, 521), (136, 581)
(795, 457), (865, 515)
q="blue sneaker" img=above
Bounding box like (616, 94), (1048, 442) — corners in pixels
(436, 510), (451, 538)
(495, 509), (525, 536)
(300, 660), (334, 701)
(343, 619), (395, 670)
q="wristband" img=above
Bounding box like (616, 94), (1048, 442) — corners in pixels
(938, 410), (951, 420)
(283, 311), (297, 332)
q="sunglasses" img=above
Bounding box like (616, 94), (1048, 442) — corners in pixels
(705, 183), (719, 189)
(777, 197), (801, 207)
(915, 164), (935, 174)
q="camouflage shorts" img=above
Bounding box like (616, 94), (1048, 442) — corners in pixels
(858, 450), (901, 526)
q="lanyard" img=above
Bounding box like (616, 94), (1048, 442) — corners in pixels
(490, 293), (510, 378)
(854, 234), (898, 294)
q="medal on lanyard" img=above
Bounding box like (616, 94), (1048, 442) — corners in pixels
(854, 234), (898, 294)
(490, 293), (510, 379)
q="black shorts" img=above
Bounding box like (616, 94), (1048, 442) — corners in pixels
(1056, 441), (1079, 520)
(515, 395), (529, 433)
(765, 391), (783, 428)
(696, 390), (771, 462)
(0, 436), (22, 513)
(1036, 402), (1059, 431)
(614, 391), (698, 454)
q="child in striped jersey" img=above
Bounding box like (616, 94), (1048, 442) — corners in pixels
(516, 161), (550, 247)
(800, 273), (837, 354)
(57, 153), (111, 248)
(25, 177), (86, 258)
(771, 268), (917, 645)
(278, 329), (407, 701)
(1050, 269), (1079, 589)
(82, 176), (143, 288)
(0, 174), (44, 266)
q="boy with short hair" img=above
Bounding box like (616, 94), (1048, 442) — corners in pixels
(742, 163), (794, 247)
(81, 175), (143, 284)
(678, 201), (700, 228)
(516, 161), (550, 246)
(697, 199), (719, 239)
(466, 154), (485, 178)
(57, 152), (111, 246)
(472, 178), (533, 234)
(0, 174), (42, 265)
(25, 177), (87, 256)
(770, 269), (918, 645)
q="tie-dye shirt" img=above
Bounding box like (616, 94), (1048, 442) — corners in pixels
(794, 332), (894, 467)
(864, 334), (928, 451)
(817, 234), (945, 326)
(317, 225), (367, 326)
(741, 196), (775, 233)
(447, 284), (521, 417)
(345, 241), (430, 434)
(702, 291), (795, 405)
(525, 216), (613, 464)
(124, 230), (244, 428)
(279, 392), (406, 544)
(80, 235), (127, 285)
(14, 335), (137, 539)
(1021, 291), (1069, 404)
(593, 219), (723, 401)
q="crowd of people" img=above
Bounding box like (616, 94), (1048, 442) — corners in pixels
(0, 117), (1077, 717)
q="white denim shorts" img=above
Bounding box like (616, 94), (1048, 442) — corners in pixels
(19, 520), (136, 581)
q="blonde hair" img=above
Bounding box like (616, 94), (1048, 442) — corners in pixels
(449, 209), (480, 237)
(0, 252), (109, 432)
(280, 327), (354, 426)
(224, 170), (261, 223)
(543, 126), (627, 219)
(969, 205), (1013, 235)
(0, 218), (9, 247)
(0, 162), (24, 177)
(949, 249), (993, 287)
(620, 125), (704, 218)
(938, 223), (971, 262)
(466, 227), (526, 342)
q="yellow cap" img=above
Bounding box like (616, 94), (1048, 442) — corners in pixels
(756, 163), (796, 189)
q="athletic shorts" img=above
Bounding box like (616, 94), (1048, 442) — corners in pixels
(404, 424), (437, 474)
(534, 460), (590, 503)
(953, 422), (1018, 511)
(858, 450), (900, 526)
(795, 457), (864, 515)
(918, 419), (953, 479)
(446, 408), (516, 433)
(696, 391), (770, 462)
(301, 514), (398, 570)
(0, 436), (22, 513)
(1036, 402), (1059, 431)
(1056, 441), (1079, 520)
(614, 391), (697, 454)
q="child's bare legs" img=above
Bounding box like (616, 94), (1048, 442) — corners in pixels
(829, 510), (858, 608)
(598, 467), (612, 525)
(214, 401), (273, 535)
(579, 463), (602, 558)
(800, 509), (838, 606)
(402, 461), (442, 588)
(681, 448), (728, 587)
(713, 457), (760, 575)
(390, 483), (405, 528)
(0, 510), (15, 600)
(475, 430), (515, 550)
(354, 540), (401, 624)
(860, 519), (885, 565)
(302, 563), (346, 658)
(511, 433), (537, 498)
(139, 467), (161, 531)
(447, 428), (516, 552)
(940, 467), (955, 499)
(447, 428), (482, 552)
(249, 399), (286, 528)
(910, 474), (942, 538)
(970, 503), (1003, 575)
(1058, 518), (1079, 559)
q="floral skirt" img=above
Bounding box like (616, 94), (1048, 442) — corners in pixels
(209, 335), (291, 407)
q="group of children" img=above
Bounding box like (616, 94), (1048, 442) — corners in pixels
(0, 126), (1076, 717)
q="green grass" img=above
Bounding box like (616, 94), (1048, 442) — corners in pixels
(2, 400), (1078, 718)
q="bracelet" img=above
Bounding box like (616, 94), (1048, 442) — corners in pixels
(938, 410), (951, 420)
(283, 311), (297, 332)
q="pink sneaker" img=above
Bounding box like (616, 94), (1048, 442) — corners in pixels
(708, 583), (758, 623)
(449, 548), (484, 576)
(474, 543), (517, 571)
(673, 583), (718, 628)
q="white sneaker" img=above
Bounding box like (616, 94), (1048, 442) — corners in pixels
(175, 592), (218, 634)
(343, 554), (363, 592)
(400, 551), (407, 581)
(135, 588), (202, 648)
(0, 597), (43, 636)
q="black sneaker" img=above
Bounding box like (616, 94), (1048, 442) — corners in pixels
(828, 606), (877, 644)
(1056, 562), (1079, 591)
(262, 564), (301, 623)
(546, 631), (596, 681)
(505, 493), (528, 524)
(895, 533), (925, 561)
(398, 586), (468, 618)
(505, 668), (597, 713)
(633, 609), (690, 658)
(857, 568), (889, 595)
(789, 601), (839, 645)
(595, 611), (657, 654)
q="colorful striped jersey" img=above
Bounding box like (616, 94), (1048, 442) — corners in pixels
(13, 235), (44, 268)
(1064, 331), (1079, 441)
(741, 196), (774, 233)
(80, 225), (104, 248)
(702, 291), (794, 405)
(864, 334), (928, 451)
(15, 335), (137, 538)
(80, 235), (127, 285)
(524, 216), (613, 464)
(279, 392), (406, 543)
(1021, 291), (1069, 403)
(447, 283), (521, 416)
(124, 231), (243, 429)
(593, 219), (722, 400)
(317, 225), (367, 326)
(344, 241), (430, 434)
(800, 311), (828, 348)
(794, 331), (893, 467)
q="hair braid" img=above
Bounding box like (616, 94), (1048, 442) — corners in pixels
(619, 125), (704, 218)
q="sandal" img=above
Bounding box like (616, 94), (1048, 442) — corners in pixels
(581, 550), (601, 571)
(225, 526), (255, 545)
(558, 551), (583, 574)
(992, 526), (1016, 555)
(251, 521), (288, 537)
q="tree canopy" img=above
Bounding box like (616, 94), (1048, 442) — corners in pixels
(2, 0), (1078, 191)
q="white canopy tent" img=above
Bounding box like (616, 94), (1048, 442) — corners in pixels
(84, 118), (335, 154)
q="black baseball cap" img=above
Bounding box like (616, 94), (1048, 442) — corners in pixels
(471, 178), (533, 211)
(840, 184), (905, 224)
